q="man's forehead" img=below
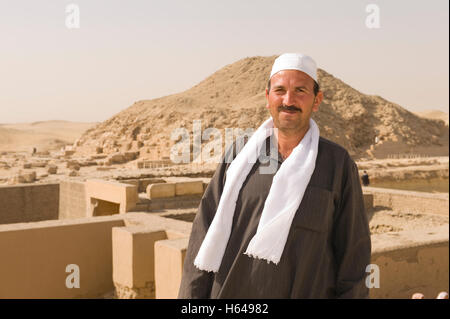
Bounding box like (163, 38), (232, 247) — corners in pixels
(270, 70), (315, 87)
(271, 70), (314, 84)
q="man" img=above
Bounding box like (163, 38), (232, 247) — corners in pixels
(362, 171), (370, 186)
(178, 53), (371, 298)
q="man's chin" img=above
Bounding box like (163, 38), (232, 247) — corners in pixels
(274, 117), (311, 132)
(277, 117), (301, 127)
(276, 123), (302, 131)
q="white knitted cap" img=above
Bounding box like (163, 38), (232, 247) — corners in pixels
(270, 53), (318, 82)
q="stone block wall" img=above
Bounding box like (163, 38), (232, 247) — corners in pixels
(112, 226), (167, 298)
(155, 238), (188, 299)
(59, 181), (87, 219)
(0, 183), (59, 225)
(0, 215), (126, 298)
(147, 181), (204, 199)
(85, 179), (138, 216)
(364, 187), (449, 215)
(370, 225), (449, 298)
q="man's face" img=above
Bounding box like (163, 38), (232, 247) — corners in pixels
(265, 70), (322, 134)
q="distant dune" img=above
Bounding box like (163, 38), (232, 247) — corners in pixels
(0, 121), (97, 152)
(414, 110), (449, 125)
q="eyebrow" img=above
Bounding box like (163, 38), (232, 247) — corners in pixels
(272, 85), (309, 90)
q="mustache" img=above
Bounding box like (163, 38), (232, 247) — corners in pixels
(278, 105), (302, 112)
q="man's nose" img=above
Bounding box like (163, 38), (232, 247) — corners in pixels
(283, 90), (295, 106)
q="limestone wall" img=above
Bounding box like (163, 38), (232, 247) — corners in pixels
(85, 179), (138, 216)
(119, 178), (166, 193)
(154, 237), (188, 299)
(147, 181), (204, 199)
(370, 225), (449, 298)
(0, 213), (191, 299)
(0, 183), (59, 225)
(364, 186), (449, 215)
(59, 181), (87, 219)
(112, 226), (167, 298)
(111, 214), (192, 299)
(0, 215), (125, 298)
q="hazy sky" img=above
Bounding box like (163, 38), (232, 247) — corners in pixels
(0, 0), (448, 123)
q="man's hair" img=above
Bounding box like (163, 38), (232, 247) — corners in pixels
(267, 78), (320, 96)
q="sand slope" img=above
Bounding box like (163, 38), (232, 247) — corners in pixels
(414, 110), (449, 125)
(0, 121), (97, 152)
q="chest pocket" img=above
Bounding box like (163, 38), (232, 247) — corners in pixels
(291, 186), (334, 233)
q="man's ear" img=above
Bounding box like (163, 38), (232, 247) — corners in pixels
(312, 91), (323, 112)
(265, 88), (270, 109)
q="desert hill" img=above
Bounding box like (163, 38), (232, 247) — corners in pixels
(74, 56), (449, 160)
(414, 110), (449, 126)
(0, 121), (97, 152)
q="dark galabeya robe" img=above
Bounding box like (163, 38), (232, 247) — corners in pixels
(178, 136), (371, 299)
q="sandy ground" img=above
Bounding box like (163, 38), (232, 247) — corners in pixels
(368, 209), (448, 234)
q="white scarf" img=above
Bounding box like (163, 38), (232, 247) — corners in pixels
(194, 117), (320, 272)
